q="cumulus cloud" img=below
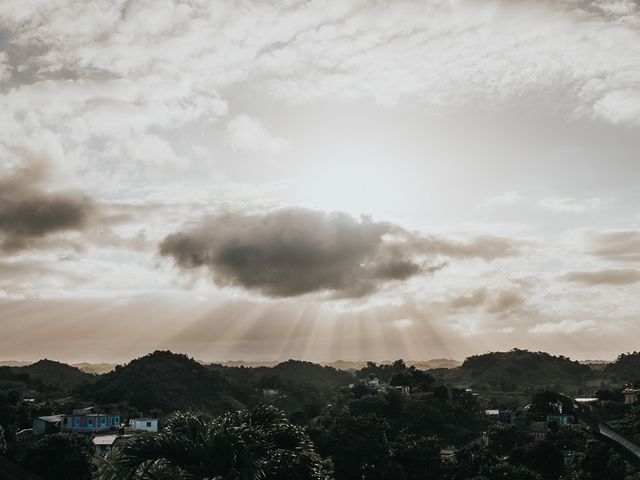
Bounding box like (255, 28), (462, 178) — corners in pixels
(585, 231), (640, 261)
(0, 150), (96, 252)
(226, 115), (290, 156)
(563, 269), (640, 285)
(159, 208), (518, 298)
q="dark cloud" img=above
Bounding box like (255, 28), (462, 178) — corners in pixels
(586, 231), (640, 262)
(0, 155), (96, 251)
(159, 208), (519, 298)
(447, 288), (524, 314)
(563, 269), (640, 286)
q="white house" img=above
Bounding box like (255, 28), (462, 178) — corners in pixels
(129, 418), (158, 432)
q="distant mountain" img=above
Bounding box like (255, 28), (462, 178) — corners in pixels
(72, 362), (116, 374)
(0, 360), (32, 367)
(605, 352), (640, 381)
(84, 351), (241, 414)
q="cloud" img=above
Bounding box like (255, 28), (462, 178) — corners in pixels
(585, 231), (640, 261)
(447, 288), (524, 315)
(0, 150), (96, 252)
(226, 115), (290, 156)
(593, 89), (640, 125)
(529, 319), (597, 335)
(159, 208), (518, 298)
(563, 269), (640, 285)
(475, 191), (523, 210)
(538, 196), (605, 213)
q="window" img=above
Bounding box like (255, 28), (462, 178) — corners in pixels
(74, 417), (80, 426)
(88, 418), (93, 426)
(101, 417), (106, 425)
(146, 421), (152, 427)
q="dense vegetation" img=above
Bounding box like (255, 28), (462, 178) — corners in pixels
(2, 348), (640, 479)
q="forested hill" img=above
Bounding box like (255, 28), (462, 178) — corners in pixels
(81, 351), (239, 414)
(606, 352), (640, 381)
(435, 349), (594, 392)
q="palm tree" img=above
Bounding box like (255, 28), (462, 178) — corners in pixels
(94, 405), (332, 480)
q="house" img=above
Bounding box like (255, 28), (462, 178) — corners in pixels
(93, 434), (132, 454)
(498, 410), (514, 424)
(129, 418), (158, 433)
(60, 408), (120, 433)
(440, 447), (457, 462)
(546, 414), (573, 425)
(391, 385), (411, 396)
(33, 415), (62, 435)
(530, 422), (549, 440)
(623, 388), (639, 405)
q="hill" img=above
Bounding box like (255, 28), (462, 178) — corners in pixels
(12, 359), (94, 390)
(83, 351), (240, 414)
(605, 352), (640, 381)
(435, 349), (594, 396)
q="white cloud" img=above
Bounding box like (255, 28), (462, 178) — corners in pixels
(538, 197), (607, 213)
(392, 318), (414, 329)
(529, 319), (597, 335)
(593, 90), (640, 125)
(225, 115), (290, 156)
(475, 191), (523, 210)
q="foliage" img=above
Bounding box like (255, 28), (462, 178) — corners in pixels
(96, 405), (330, 480)
(23, 432), (95, 480)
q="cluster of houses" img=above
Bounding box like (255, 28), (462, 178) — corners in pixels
(32, 407), (158, 454)
(353, 374), (411, 395)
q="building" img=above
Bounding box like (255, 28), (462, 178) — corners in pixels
(60, 408), (120, 434)
(33, 415), (62, 435)
(530, 422), (549, 440)
(93, 434), (132, 454)
(129, 418), (158, 433)
(623, 388), (639, 405)
(546, 414), (573, 425)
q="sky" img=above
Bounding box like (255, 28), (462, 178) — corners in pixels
(1, 0), (640, 363)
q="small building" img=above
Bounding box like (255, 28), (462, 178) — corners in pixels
(498, 410), (514, 424)
(440, 447), (457, 462)
(623, 388), (639, 405)
(129, 418), (158, 433)
(33, 415), (62, 435)
(530, 422), (549, 440)
(546, 414), (572, 425)
(391, 385), (411, 396)
(93, 434), (131, 454)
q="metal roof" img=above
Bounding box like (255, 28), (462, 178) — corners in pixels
(93, 435), (119, 446)
(36, 415), (62, 423)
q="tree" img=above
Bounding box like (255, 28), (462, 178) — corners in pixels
(98, 405), (331, 480)
(22, 433), (95, 480)
(487, 424), (530, 456)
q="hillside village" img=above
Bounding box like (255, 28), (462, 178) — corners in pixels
(2, 349), (640, 479)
